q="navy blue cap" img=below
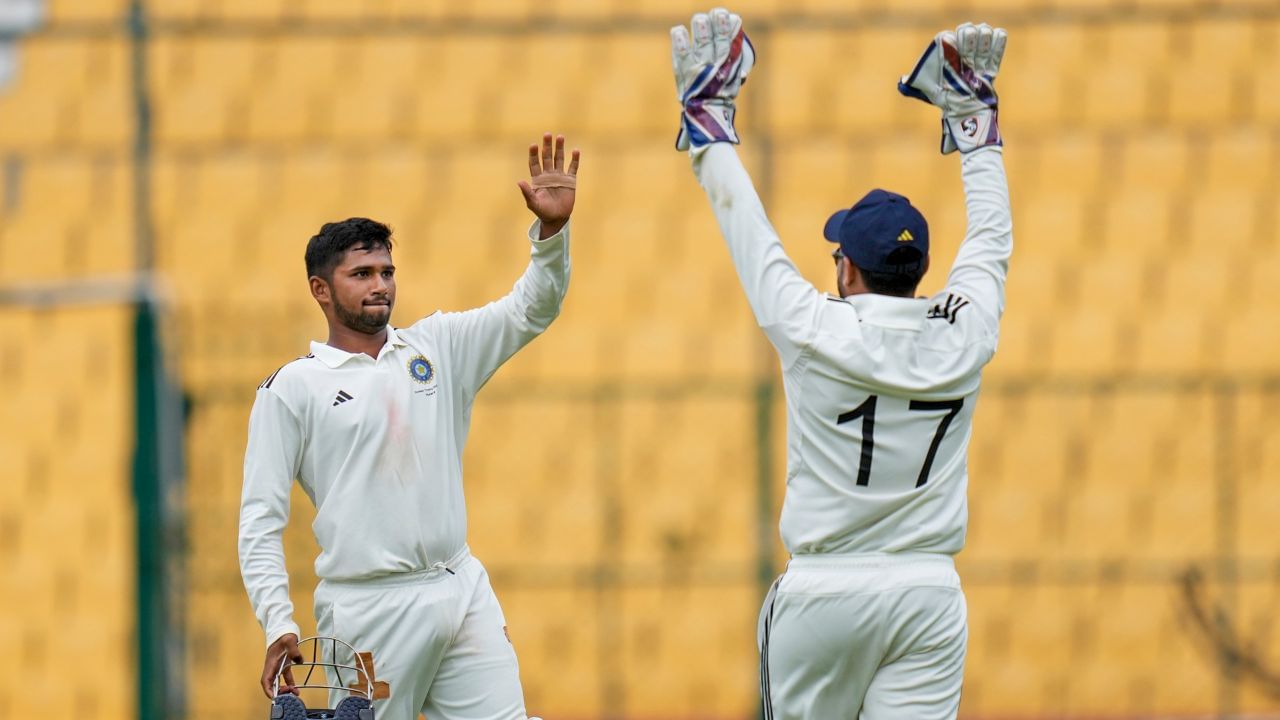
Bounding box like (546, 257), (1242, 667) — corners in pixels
(823, 189), (929, 275)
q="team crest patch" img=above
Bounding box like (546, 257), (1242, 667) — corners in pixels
(408, 355), (434, 384)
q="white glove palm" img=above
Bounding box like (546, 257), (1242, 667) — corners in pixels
(899, 23), (1007, 154)
(670, 7), (755, 152)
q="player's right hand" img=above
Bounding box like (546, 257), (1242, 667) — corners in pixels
(899, 23), (1007, 154)
(261, 632), (304, 698)
(670, 7), (755, 152)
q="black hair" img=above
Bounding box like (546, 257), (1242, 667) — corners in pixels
(855, 245), (926, 297)
(305, 218), (394, 281)
(856, 266), (923, 297)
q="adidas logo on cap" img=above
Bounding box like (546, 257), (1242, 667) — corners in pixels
(897, 229), (915, 243)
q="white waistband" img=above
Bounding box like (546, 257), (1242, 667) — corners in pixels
(782, 552), (960, 594)
(321, 546), (471, 588)
(788, 552), (955, 571)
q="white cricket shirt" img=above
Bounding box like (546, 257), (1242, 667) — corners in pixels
(694, 143), (1011, 556)
(238, 222), (570, 646)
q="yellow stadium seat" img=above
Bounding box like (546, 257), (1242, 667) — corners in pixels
(492, 36), (587, 140)
(1129, 0), (1199, 8)
(832, 28), (934, 136)
(581, 35), (672, 140)
(1099, 187), (1174, 257)
(47, 0), (128, 22)
(1167, 64), (1238, 126)
(619, 584), (758, 717)
(1201, 128), (1272, 192)
(296, 0), (380, 21)
(463, 0), (536, 20)
(546, 0), (614, 20)
(1187, 18), (1259, 74)
(1000, 25), (1087, 126)
(1118, 130), (1190, 193)
(75, 39), (131, 147)
(771, 138), (854, 242)
(152, 37), (259, 145)
(243, 37), (345, 143)
(621, 316), (698, 379)
(1104, 19), (1173, 67)
(160, 153), (266, 297)
(328, 39), (422, 142)
(1086, 19), (1171, 127)
(0, 38), (89, 149)
(1076, 587), (1177, 711)
(1044, 308), (1127, 377)
(218, 0), (292, 20)
(985, 305), (1047, 377)
(77, 161), (133, 278)
(636, 0), (783, 18)
(1250, 21), (1280, 122)
(1016, 190), (1088, 259)
(703, 315), (762, 381)
(150, 0), (206, 20)
(868, 135), (947, 204)
(1218, 307), (1280, 374)
(1246, 245), (1280, 307)
(411, 36), (506, 142)
(1039, 133), (1107, 193)
(1184, 188), (1258, 258)
(1132, 308), (1212, 375)
(467, 402), (601, 565)
(328, 152), (429, 228)
(765, 30), (838, 136)
(502, 586), (601, 717)
(1158, 248), (1237, 316)
(1073, 249), (1149, 315)
(0, 159), (103, 283)
(1080, 56), (1152, 128)
(969, 394), (1090, 561)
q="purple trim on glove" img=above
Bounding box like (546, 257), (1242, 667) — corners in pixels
(942, 42), (997, 107)
(680, 30), (750, 147)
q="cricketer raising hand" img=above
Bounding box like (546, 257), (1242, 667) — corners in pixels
(238, 134), (578, 720)
(673, 10), (1012, 719)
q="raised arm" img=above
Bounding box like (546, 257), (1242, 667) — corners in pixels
(437, 134), (578, 399)
(949, 148), (1012, 321)
(899, 22), (1012, 322)
(238, 386), (305, 697)
(673, 9), (822, 368)
(693, 144), (823, 366)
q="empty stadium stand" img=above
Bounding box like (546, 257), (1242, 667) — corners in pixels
(1, 3), (1277, 719)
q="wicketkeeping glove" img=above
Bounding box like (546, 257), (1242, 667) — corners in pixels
(899, 22), (1007, 154)
(670, 7), (755, 152)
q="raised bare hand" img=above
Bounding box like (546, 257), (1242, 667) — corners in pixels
(517, 133), (580, 239)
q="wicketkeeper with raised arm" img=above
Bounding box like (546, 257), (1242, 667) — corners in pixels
(671, 10), (1012, 718)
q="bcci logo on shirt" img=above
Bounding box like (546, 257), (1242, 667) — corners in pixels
(407, 355), (434, 384)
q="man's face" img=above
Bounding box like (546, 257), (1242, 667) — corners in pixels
(323, 246), (396, 334)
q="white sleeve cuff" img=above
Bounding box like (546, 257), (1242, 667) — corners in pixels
(266, 623), (301, 649)
(527, 219), (570, 245)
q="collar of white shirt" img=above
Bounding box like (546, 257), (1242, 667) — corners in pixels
(309, 325), (411, 368)
(841, 293), (929, 331)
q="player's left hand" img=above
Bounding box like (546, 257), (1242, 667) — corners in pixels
(670, 7), (755, 152)
(518, 133), (579, 239)
(899, 22), (1007, 154)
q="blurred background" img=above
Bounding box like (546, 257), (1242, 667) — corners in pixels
(1, 0), (1278, 718)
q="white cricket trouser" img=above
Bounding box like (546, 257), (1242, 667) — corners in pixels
(758, 553), (967, 720)
(314, 548), (526, 720)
